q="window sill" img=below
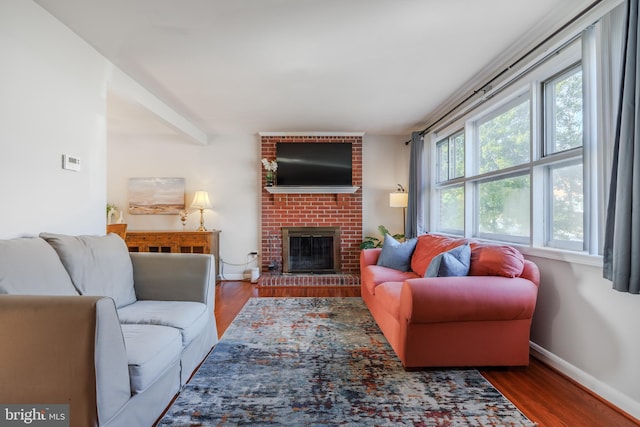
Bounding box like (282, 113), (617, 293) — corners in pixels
(515, 245), (603, 267)
(429, 233), (603, 267)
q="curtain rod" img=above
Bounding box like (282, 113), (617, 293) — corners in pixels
(405, 0), (603, 145)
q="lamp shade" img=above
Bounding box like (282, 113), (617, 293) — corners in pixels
(389, 192), (408, 208)
(190, 190), (212, 209)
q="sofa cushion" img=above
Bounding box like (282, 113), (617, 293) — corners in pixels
(121, 324), (182, 394)
(361, 265), (419, 295)
(411, 234), (468, 277)
(376, 234), (417, 272)
(469, 243), (525, 278)
(375, 282), (403, 319)
(0, 237), (78, 295)
(40, 233), (137, 308)
(118, 300), (209, 346)
(425, 243), (471, 278)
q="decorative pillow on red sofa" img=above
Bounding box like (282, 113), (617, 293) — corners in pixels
(410, 234), (468, 277)
(376, 234), (418, 272)
(425, 242), (471, 277)
(468, 243), (525, 278)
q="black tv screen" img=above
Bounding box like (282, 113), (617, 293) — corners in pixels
(276, 143), (352, 186)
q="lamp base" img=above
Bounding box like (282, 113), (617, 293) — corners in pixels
(196, 208), (207, 231)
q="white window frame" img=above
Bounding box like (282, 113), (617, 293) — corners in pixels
(542, 65), (584, 156)
(425, 4), (624, 265)
(473, 170), (532, 245)
(540, 64), (585, 251)
(435, 183), (465, 235)
(430, 39), (594, 253)
(472, 93), (532, 178)
(543, 156), (585, 251)
(433, 131), (466, 235)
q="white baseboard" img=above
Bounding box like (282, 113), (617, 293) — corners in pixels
(530, 342), (640, 421)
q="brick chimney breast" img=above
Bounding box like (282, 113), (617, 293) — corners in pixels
(260, 134), (363, 275)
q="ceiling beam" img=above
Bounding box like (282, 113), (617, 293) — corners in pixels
(107, 65), (208, 145)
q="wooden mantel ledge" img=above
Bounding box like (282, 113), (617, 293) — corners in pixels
(264, 186), (359, 194)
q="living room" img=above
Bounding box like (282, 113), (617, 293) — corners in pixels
(1, 0), (639, 425)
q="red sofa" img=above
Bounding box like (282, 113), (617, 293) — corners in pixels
(360, 233), (540, 368)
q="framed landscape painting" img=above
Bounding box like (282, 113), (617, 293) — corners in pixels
(128, 177), (185, 214)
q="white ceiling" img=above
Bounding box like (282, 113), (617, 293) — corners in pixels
(35, 0), (593, 139)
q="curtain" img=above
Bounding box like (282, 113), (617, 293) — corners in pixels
(603, 0), (640, 294)
(592, 6), (625, 252)
(405, 131), (424, 238)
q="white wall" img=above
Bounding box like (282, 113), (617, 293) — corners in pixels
(107, 132), (409, 279)
(362, 135), (411, 239)
(0, 0), (109, 238)
(527, 255), (640, 418)
(107, 132), (261, 279)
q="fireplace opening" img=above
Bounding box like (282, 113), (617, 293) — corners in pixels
(282, 227), (341, 274)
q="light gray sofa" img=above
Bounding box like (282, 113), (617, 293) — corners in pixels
(0, 233), (218, 427)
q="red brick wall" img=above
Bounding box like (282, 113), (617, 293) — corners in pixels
(260, 134), (363, 274)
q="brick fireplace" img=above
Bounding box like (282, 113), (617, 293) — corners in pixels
(282, 226), (341, 274)
(259, 133), (363, 282)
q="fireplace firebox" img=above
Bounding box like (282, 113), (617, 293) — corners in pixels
(282, 227), (341, 274)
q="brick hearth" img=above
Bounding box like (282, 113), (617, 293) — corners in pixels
(259, 133), (363, 286)
(257, 273), (360, 287)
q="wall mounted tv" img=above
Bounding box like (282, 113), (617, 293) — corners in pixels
(276, 143), (352, 186)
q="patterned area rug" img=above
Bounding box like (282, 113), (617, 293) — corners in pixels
(159, 298), (536, 426)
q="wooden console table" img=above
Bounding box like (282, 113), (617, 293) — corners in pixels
(125, 230), (220, 280)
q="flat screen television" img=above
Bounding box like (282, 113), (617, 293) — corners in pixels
(276, 143), (352, 186)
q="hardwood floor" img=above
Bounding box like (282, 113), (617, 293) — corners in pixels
(214, 281), (639, 427)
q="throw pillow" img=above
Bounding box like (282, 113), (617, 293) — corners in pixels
(468, 243), (525, 278)
(411, 234), (469, 276)
(376, 234), (417, 272)
(425, 243), (471, 277)
(40, 232), (137, 308)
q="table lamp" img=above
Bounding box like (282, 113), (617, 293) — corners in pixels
(190, 190), (212, 231)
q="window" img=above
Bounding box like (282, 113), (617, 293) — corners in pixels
(548, 161), (583, 248)
(544, 68), (583, 154)
(430, 43), (589, 250)
(435, 132), (465, 234)
(472, 95), (532, 243)
(477, 97), (530, 174)
(477, 174), (530, 241)
(426, 6), (623, 258)
(542, 66), (585, 250)
(436, 132), (464, 182)
(437, 185), (464, 233)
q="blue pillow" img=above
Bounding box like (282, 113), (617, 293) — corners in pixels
(425, 243), (471, 277)
(376, 234), (417, 272)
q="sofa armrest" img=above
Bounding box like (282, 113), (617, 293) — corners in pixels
(399, 276), (539, 324)
(0, 295), (130, 427)
(360, 248), (382, 268)
(521, 259), (540, 286)
(130, 252), (215, 309)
